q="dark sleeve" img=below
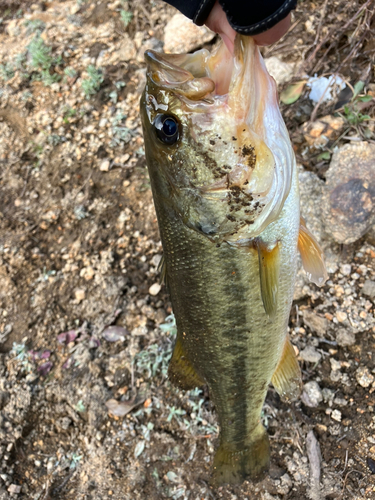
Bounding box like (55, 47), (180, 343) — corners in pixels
(162, 0), (297, 35)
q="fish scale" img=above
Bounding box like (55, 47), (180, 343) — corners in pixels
(141, 35), (327, 486)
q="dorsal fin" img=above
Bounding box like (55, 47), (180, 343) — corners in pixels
(298, 217), (328, 286)
(271, 335), (301, 402)
(257, 240), (280, 321)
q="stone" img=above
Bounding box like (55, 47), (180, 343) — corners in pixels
(100, 160), (110, 171)
(75, 288), (86, 303)
(264, 57), (295, 86)
(331, 409), (342, 422)
(336, 329), (355, 347)
(299, 345), (322, 363)
(356, 366), (374, 388)
(118, 34), (137, 61)
(149, 283), (161, 296)
(362, 280), (375, 299)
(301, 115), (345, 148)
(301, 381), (323, 407)
(322, 142), (375, 244)
(302, 309), (328, 336)
(336, 311), (347, 323)
(164, 13), (215, 53)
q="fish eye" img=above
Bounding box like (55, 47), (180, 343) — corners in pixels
(153, 114), (180, 145)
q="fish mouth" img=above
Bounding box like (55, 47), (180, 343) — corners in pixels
(145, 49), (216, 100)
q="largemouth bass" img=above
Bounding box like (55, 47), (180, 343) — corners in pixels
(140, 36), (327, 486)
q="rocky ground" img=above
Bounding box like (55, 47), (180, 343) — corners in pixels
(0, 0), (374, 499)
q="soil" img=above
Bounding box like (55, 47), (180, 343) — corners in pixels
(0, 0), (374, 499)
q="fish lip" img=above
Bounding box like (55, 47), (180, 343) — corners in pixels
(144, 50), (216, 101)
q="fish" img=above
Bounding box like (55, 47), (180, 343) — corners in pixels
(140, 35), (327, 486)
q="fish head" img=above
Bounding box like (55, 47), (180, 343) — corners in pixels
(141, 36), (294, 242)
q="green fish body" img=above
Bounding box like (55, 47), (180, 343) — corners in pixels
(140, 36), (327, 486)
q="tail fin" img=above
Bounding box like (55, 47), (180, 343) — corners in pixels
(211, 425), (270, 486)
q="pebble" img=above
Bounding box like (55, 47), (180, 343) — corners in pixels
(100, 160), (110, 171)
(331, 409), (342, 422)
(302, 309), (328, 336)
(164, 13), (215, 53)
(75, 288), (86, 303)
(362, 280), (375, 299)
(301, 381), (323, 407)
(302, 115), (345, 148)
(299, 345), (322, 363)
(264, 56), (295, 86)
(336, 329), (355, 347)
(8, 484), (21, 494)
(117, 34), (137, 61)
(356, 366), (374, 388)
(148, 283), (161, 296)
(336, 311), (347, 323)
(322, 142), (375, 244)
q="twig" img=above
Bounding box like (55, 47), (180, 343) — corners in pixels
(306, 430), (322, 500)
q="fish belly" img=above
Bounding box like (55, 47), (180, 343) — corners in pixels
(155, 169), (300, 485)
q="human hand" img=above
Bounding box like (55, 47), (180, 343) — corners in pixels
(205, 1), (291, 53)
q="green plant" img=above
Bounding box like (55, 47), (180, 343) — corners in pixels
(0, 62), (15, 81)
(24, 19), (46, 34)
(64, 66), (77, 79)
(339, 81), (373, 138)
(120, 9), (133, 27)
(27, 35), (61, 85)
(110, 111), (133, 146)
(81, 65), (103, 98)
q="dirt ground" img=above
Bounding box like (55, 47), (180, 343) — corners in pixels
(0, 0), (374, 499)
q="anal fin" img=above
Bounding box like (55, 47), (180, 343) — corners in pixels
(257, 240), (280, 321)
(298, 217), (328, 286)
(272, 335), (301, 402)
(168, 336), (204, 390)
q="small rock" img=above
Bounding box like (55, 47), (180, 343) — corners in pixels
(302, 115), (345, 148)
(264, 57), (295, 86)
(100, 160), (110, 171)
(356, 366), (374, 388)
(149, 283), (161, 296)
(340, 263), (352, 276)
(7, 484), (21, 494)
(118, 34), (137, 61)
(301, 381), (323, 407)
(276, 473), (293, 495)
(322, 142), (375, 244)
(362, 280), (375, 299)
(302, 309), (328, 336)
(164, 13), (215, 53)
(336, 329), (355, 347)
(300, 345), (322, 363)
(331, 409), (342, 422)
(336, 311), (348, 323)
(75, 288), (86, 303)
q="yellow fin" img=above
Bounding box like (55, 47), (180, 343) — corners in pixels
(298, 217), (328, 286)
(211, 424), (270, 486)
(168, 337), (204, 390)
(257, 240), (280, 320)
(272, 335), (301, 402)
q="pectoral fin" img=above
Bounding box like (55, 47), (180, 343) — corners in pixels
(257, 240), (280, 321)
(158, 254), (167, 285)
(298, 217), (328, 286)
(168, 336), (204, 390)
(272, 335), (301, 402)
